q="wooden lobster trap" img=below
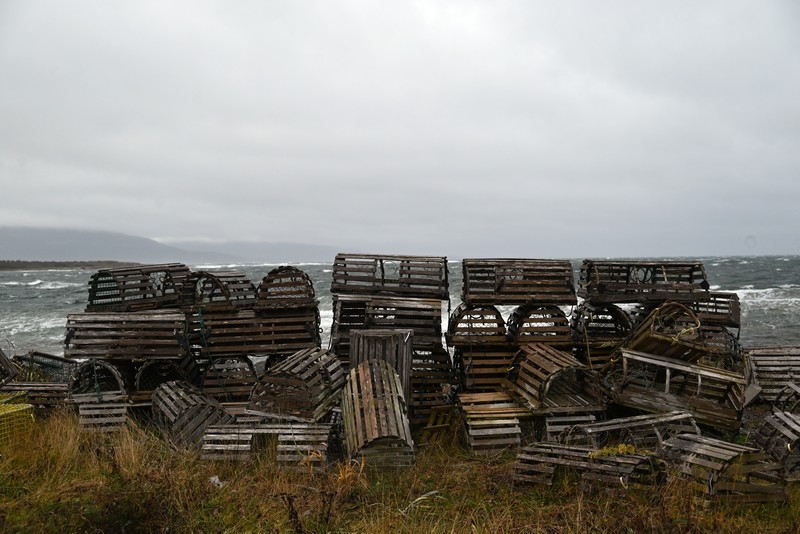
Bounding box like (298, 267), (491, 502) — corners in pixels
(577, 260), (710, 304)
(611, 349), (746, 432)
(68, 358), (128, 400)
(350, 329), (414, 402)
(330, 295), (444, 364)
(255, 266), (317, 310)
(85, 263), (191, 312)
(558, 411), (701, 450)
(247, 347), (345, 423)
(341, 360), (415, 468)
(179, 271), (257, 312)
(409, 347), (456, 431)
(745, 346), (800, 403)
(570, 302), (632, 370)
(514, 442), (661, 489)
(457, 391), (530, 455)
(461, 259), (576, 306)
(446, 303), (509, 347)
(620, 302), (720, 364)
(152, 380), (236, 448)
(658, 434), (786, 504)
(331, 253), (449, 299)
(133, 360), (186, 404)
(72, 392), (129, 433)
(453, 346), (518, 392)
(201, 422), (333, 471)
(506, 304), (573, 351)
(501, 343), (606, 419)
(201, 356), (258, 403)
(688, 292), (741, 329)
(186, 308), (320, 360)
(64, 311), (188, 361)
(749, 410), (800, 482)
(10, 350), (77, 384)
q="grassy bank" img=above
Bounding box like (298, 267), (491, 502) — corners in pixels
(0, 410), (797, 533)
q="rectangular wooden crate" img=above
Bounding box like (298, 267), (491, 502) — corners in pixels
(514, 443), (660, 488)
(331, 254), (449, 299)
(65, 311), (188, 361)
(201, 422), (332, 470)
(558, 411), (700, 449)
(577, 260), (710, 303)
(612, 349), (745, 432)
(745, 346), (800, 402)
(462, 259), (576, 306)
(658, 434), (786, 504)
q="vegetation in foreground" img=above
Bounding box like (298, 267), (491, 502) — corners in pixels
(0, 410), (798, 533)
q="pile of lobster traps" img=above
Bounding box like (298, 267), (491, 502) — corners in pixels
(5, 253), (799, 497)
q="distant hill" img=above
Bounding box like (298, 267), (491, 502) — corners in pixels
(0, 227), (341, 264)
(166, 240), (342, 264)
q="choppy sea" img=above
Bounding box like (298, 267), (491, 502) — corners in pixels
(0, 256), (798, 357)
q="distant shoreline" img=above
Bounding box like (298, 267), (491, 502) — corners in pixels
(0, 260), (140, 271)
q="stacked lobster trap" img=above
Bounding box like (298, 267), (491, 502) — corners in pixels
(329, 253), (455, 440)
(445, 259), (610, 455)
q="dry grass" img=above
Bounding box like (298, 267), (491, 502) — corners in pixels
(0, 411), (798, 533)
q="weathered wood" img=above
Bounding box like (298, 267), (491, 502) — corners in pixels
(74, 393), (129, 432)
(0, 382), (68, 409)
(86, 263), (191, 312)
(749, 410), (800, 482)
(417, 405), (454, 446)
(461, 259), (576, 306)
(201, 422), (332, 470)
(746, 347), (800, 402)
(134, 360), (185, 396)
(341, 360), (415, 468)
(544, 414), (596, 443)
(688, 292), (741, 328)
(201, 356), (257, 403)
(64, 311), (188, 361)
(185, 308), (320, 359)
(350, 329), (414, 402)
(773, 383), (800, 414)
(658, 434), (786, 504)
(446, 303), (508, 347)
(331, 253), (449, 299)
(409, 347), (456, 430)
(247, 347), (345, 423)
(457, 391), (530, 455)
(570, 302), (632, 370)
(10, 350), (76, 384)
(152, 380), (236, 448)
(620, 302), (720, 364)
(514, 443), (661, 488)
(559, 411), (700, 450)
(256, 266), (317, 309)
(578, 260), (710, 303)
(506, 304), (573, 350)
(502, 343), (586, 409)
(454, 346), (518, 392)
(179, 271), (257, 311)
(68, 359), (128, 399)
(611, 349), (746, 432)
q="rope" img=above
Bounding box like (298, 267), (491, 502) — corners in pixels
(92, 358), (101, 402)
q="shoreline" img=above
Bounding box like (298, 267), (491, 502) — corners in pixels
(0, 260), (140, 271)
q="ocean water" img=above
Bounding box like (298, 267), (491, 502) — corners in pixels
(0, 256), (798, 357)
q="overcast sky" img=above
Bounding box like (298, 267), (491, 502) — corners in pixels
(1, 1), (798, 258)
